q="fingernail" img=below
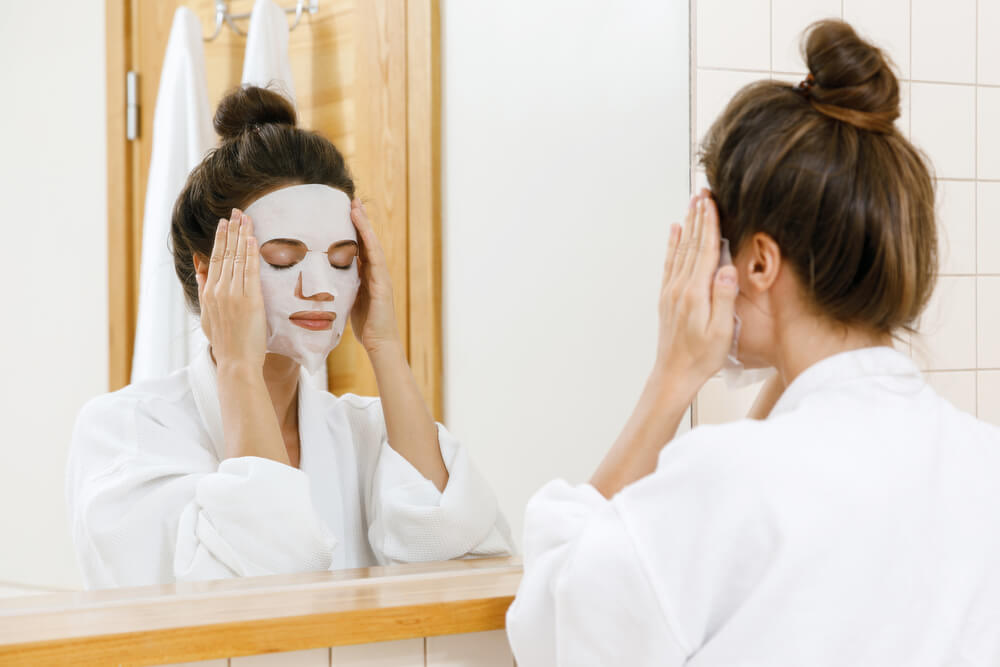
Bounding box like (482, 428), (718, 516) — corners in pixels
(219, 218), (227, 229)
(718, 270), (737, 285)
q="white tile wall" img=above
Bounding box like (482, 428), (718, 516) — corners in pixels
(978, 87), (1000, 179)
(331, 639), (425, 666)
(696, 0), (770, 70)
(978, 371), (1000, 425)
(692, 0), (999, 424)
(163, 634), (516, 667)
(915, 277), (977, 370)
(938, 180), (977, 275)
(771, 0), (841, 73)
(425, 631), (514, 667)
(979, 0), (1000, 85)
(977, 277), (1000, 368)
(912, 0), (977, 83)
(979, 182), (1000, 274)
(911, 83), (976, 179)
(231, 649), (330, 667)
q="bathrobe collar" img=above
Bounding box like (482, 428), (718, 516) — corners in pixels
(188, 346), (316, 462)
(770, 345), (922, 418)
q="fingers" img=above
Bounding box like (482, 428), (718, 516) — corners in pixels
(232, 212), (250, 294)
(207, 218), (227, 286)
(662, 223), (682, 281)
(245, 222), (261, 300)
(220, 208), (241, 284)
(679, 197), (704, 280)
(693, 195), (723, 284)
(708, 265), (739, 343)
(351, 199), (387, 268)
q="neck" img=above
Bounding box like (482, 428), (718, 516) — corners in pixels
(772, 312), (892, 387)
(262, 353), (301, 430)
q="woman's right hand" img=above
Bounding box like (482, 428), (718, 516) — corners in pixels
(651, 191), (740, 400)
(195, 208), (267, 372)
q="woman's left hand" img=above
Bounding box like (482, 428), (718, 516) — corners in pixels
(652, 190), (740, 401)
(350, 199), (402, 354)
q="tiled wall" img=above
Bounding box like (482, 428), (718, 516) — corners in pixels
(691, 0), (1000, 426)
(157, 631), (513, 667)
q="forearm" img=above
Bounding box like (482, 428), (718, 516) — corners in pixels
(368, 341), (448, 491)
(590, 374), (694, 499)
(217, 364), (289, 465)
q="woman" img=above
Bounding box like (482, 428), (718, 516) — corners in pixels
(67, 86), (512, 589)
(507, 21), (1000, 666)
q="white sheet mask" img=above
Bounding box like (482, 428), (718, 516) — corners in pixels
(717, 237), (774, 389)
(245, 184), (360, 374)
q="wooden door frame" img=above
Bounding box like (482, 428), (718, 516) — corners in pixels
(105, 0), (443, 419)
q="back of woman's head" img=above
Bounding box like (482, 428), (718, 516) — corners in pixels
(171, 85), (355, 311)
(700, 19), (936, 334)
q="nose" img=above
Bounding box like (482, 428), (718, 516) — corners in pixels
(295, 273), (334, 301)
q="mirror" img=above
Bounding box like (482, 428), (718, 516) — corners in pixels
(0, 0), (690, 596)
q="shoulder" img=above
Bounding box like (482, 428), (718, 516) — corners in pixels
(654, 417), (782, 485)
(71, 368), (202, 462)
(79, 369), (195, 425)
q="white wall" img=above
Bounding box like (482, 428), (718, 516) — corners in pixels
(0, 0), (107, 590)
(441, 1), (691, 544)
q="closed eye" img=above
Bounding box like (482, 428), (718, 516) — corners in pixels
(260, 239), (307, 269)
(329, 241), (359, 269)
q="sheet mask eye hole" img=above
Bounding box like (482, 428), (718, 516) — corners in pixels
(329, 241), (359, 269)
(260, 239), (307, 269)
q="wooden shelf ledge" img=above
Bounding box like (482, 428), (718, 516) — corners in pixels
(0, 556), (522, 666)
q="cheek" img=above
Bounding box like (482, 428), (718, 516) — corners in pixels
(258, 268), (299, 306)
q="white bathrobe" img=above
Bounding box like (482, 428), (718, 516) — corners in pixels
(507, 346), (1000, 666)
(67, 348), (513, 589)
(241, 0), (297, 105)
(131, 7), (212, 383)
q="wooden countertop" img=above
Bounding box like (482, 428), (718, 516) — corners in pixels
(0, 556), (522, 666)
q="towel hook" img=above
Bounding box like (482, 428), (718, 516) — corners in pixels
(204, 0), (319, 41)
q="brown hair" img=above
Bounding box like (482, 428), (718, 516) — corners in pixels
(171, 86), (355, 312)
(700, 20), (937, 334)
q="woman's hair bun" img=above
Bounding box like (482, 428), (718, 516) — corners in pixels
(213, 85), (297, 141)
(802, 20), (900, 132)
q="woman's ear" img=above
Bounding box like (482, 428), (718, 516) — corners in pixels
(743, 232), (782, 294)
(192, 254), (209, 282)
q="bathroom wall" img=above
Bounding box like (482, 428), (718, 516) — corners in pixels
(0, 0), (106, 591)
(440, 0), (691, 545)
(692, 0), (1000, 426)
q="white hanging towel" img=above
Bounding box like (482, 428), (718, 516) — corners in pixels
(243, 0), (334, 390)
(241, 0), (297, 104)
(131, 7), (213, 383)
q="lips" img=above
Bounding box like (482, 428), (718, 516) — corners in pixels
(289, 311), (336, 331)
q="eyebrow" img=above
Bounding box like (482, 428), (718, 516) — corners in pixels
(262, 238), (307, 246)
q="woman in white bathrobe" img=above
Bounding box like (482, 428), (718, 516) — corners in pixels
(507, 21), (1000, 666)
(67, 86), (512, 589)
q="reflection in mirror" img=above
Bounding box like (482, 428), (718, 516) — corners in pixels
(1, 0), (690, 611)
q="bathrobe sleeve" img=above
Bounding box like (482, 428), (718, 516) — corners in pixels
(340, 396), (514, 564)
(67, 393), (337, 589)
(505, 423), (778, 667)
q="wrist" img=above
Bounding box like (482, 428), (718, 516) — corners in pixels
(216, 359), (265, 383)
(642, 371), (699, 412)
(365, 337), (406, 364)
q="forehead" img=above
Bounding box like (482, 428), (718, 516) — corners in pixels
(245, 184), (355, 244)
